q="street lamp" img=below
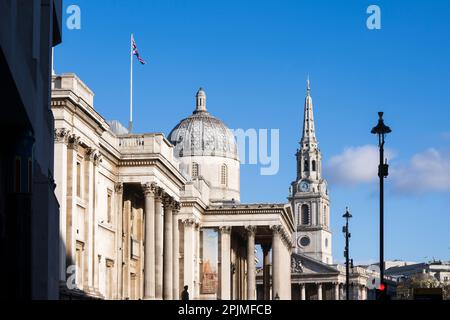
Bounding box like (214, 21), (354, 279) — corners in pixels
(371, 112), (392, 299)
(342, 207), (352, 300)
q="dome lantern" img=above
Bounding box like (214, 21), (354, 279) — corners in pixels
(195, 87), (207, 113)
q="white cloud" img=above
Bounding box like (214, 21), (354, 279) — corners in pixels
(325, 145), (388, 186)
(391, 148), (450, 194)
(326, 145), (450, 195)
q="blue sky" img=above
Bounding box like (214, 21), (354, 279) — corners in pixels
(56, 0), (450, 264)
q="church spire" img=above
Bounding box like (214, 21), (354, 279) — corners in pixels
(301, 78), (317, 148)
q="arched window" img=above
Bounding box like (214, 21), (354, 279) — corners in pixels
(220, 164), (228, 186)
(301, 204), (310, 225)
(304, 160), (309, 172)
(192, 162), (199, 178)
(323, 205), (327, 226)
(312, 160), (317, 172)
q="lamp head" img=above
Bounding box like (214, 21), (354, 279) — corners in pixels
(371, 112), (392, 135)
(342, 207), (352, 219)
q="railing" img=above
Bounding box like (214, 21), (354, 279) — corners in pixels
(117, 134), (176, 165)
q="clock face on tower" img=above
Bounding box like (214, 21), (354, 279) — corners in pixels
(299, 181), (310, 192)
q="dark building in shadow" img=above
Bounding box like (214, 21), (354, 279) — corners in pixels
(0, 0), (62, 299)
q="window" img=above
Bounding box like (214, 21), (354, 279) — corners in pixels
(192, 162), (199, 178)
(220, 164), (228, 186)
(323, 205), (327, 226)
(107, 190), (113, 224)
(312, 160), (317, 172)
(304, 160), (309, 172)
(301, 204), (310, 225)
(76, 161), (81, 197)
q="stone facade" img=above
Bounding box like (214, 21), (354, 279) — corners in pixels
(52, 74), (293, 300)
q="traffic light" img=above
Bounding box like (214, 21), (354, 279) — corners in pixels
(376, 282), (388, 300)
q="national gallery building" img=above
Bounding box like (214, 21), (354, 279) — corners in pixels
(51, 73), (368, 300)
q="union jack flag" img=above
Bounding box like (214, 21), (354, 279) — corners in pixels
(132, 35), (146, 65)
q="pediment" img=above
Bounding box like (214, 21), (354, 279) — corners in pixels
(291, 253), (339, 275)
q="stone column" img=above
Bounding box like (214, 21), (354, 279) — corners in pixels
(115, 183), (124, 299)
(85, 149), (97, 292)
(317, 283), (323, 300)
(300, 284), (306, 300)
(172, 203), (181, 300)
(66, 135), (79, 286)
(262, 244), (271, 300)
(246, 226), (256, 300)
(220, 226), (232, 300)
(334, 283), (340, 300)
(143, 183), (156, 300)
(163, 196), (174, 300)
(122, 201), (131, 298)
(271, 226), (282, 299)
(154, 188), (164, 299)
(183, 219), (195, 297)
(54, 129), (69, 284)
(92, 153), (102, 294)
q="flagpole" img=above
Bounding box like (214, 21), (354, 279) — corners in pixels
(129, 33), (134, 133)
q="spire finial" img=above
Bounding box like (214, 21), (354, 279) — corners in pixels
(306, 75), (311, 96)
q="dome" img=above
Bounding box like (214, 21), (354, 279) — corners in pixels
(168, 88), (239, 160)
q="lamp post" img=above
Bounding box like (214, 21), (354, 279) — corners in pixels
(342, 207), (352, 300)
(371, 112), (392, 299)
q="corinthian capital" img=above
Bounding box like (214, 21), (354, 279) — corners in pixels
(245, 225), (257, 235)
(114, 182), (124, 194)
(54, 128), (70, 144)
(270, 225), (283, 234)
(219, 226), (232, 234)
(67, 134), (80, 150)
(142, 182), (156, 196)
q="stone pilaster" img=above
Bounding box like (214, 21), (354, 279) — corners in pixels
(246, 226), (256, 300)
(154, 188), (164, 299)
(317, 283), (323, 300)
(172, 203), (181, 300)
(143, 183), (156, 300)
(300, 283), (306, 300)
(66, 134), (80, 288)
(163, 195), (174, 300)
(219, 226), (232, 300)
(332, 282), (338, 300)
(271, 225), (282, 299)
(114, 183), (124, 299)
(182, 219), (195, 298)
(54, 128), (70, 284)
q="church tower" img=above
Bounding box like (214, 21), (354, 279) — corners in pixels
(289, 78), (332, 264)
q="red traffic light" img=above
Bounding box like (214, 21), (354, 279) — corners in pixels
(379, 283), (386, 291)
